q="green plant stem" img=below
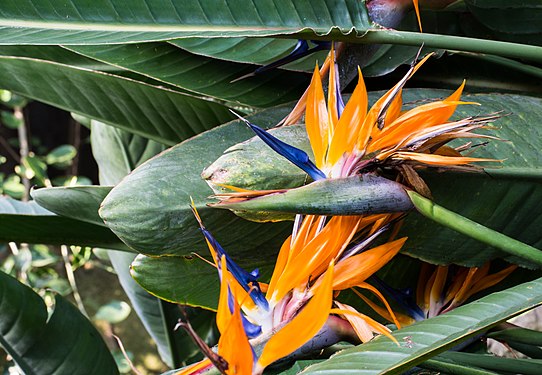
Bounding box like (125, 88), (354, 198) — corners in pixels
(112, 334), (143, 375)
(407, 191), (542, 267)
(7, 242), (28, 283)
(352, 30), (542, 64)
(440, 352), (542, 375)
(488, 326), (542, 346)
(15, 106), (30, 201)
(419, 358), (499, 375)
(60, 245), (89, 318)
(69, 118), (81, 177)
(506, 341), (542, 359)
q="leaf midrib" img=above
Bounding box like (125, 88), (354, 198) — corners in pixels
(0, 19), (307, 32)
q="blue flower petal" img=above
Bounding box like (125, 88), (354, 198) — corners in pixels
(253, 40), (309, 75)
(227, 287), (262, 339)
(252, 40), (330, 76)
(232, 112), (326, 181)
(334, 62), (346, 118)
(241, 314), (262, 339)
(250, 268), (260, 279)
(201, 226), (269, 310)
(191, 203), (269, 309)
(369, 276), (426, 321)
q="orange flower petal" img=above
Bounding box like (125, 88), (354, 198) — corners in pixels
(217, 256), (254, 375)
(282, 52), (333, 126)
(329, 307), (397, 344)
(333, 301), (376, 342)
(369, 81), (473, 152)
(306, 64), (330, 168)
(390, 151), (499, 166)
(218, 302), (254, 375)
(257, 262), (335, 370)
(331, 238), (407, 291)
(417, 263), (433, 311)
(428, 266), (448, 317)
(327, 45), (340, 135)
(469, 264), (517, 297)
(266, 234), (292, 299)
(327, 67), (368, 166)
(412, 0), (422, 32)
(271, 216), (360, 303)
(174, 358), (212, 375)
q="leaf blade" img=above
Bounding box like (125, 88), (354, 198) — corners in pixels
(302, 277), (542, 374)
(0, 55), (234, 145)
(0, 196), (129, 250)
(65, 43), (309, 109)
(0, 0), (370, 44)
(0, 271), (118, 375)
(31, 186), (111, 226)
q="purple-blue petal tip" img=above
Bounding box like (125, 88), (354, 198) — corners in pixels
(370, 276), (426, 321)
(231, 112), (326, 181)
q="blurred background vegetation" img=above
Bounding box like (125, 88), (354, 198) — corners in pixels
(0, 92), (167, 374)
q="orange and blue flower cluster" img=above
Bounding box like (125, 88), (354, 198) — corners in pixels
(178, 40), (507, 375)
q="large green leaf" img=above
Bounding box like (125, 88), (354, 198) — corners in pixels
(31, 186), (111, 226)
(465, 0), (542, 35)
(131, 254), (220, 310)
(202, 90), (542, 266)
(0, 1), (541, 64)
(0, 196), (129, 250)
(65, 43), (309, 109)
(0, 55), (234, 145)
(0, 270), (118, 375)
(0, 196), (51, 216)
(169, 38), (328, 72)
(301, 277), (542, 374)
(89, 120), (213, 368)
(170, 38), (299, 66)
(0, 45), (195, 88)
(99, 105), (294, 258)
(90, 120), (167, 185)
(0, 0), (370, 44)
(0, 45), (122, 72)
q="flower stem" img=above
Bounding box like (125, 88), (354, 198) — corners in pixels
(305, 29), (542, 64)
(408, 191), (542, 267)
(359, 30), (542, 64)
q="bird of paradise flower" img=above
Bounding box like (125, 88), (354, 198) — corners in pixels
(364, 262), (518, 327)
(210, 46), (500, 211)
(176, 204), (407, 375)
